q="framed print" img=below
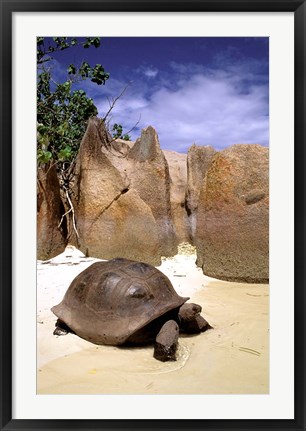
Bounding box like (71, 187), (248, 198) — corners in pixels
(1, 0), (305, 430)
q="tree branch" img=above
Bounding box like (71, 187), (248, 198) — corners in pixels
(101, 83), (131, 122)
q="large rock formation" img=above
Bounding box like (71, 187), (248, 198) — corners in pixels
(37, 117), (269, 284)
(127, 127), (178, 256)
(37, 163), (66, 260)
(196, 144), (269, 283)
(185, 144), (216, 240)
(104, 126), (178, 257)
(163, 150), (191, 244)
(71, 119), (163, 265)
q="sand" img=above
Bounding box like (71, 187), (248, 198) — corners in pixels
(37, 245), (269, 395)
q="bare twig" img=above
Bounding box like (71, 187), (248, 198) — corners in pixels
(121, 113), (141, 137)
(58, 207), (72, 229)
(106, 114), (141, 148)
(37, 160), (60, 179)
(101, 83), (131, 122)
(68, 197), (79, 240)
(65, 190), (79, 240)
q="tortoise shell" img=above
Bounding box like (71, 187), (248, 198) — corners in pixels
(51, 258), (189, 345)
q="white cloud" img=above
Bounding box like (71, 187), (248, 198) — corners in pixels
(143, 68), (158, 78)
(95, 65), (269, 153)
(134, 65), (159, 79)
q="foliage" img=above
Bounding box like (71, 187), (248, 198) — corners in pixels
(37, 37), (109, 166)
(112, 123), (131, 141)
(37, 37), (136, 243)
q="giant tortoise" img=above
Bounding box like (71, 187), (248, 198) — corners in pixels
(51, 258), (211, 361)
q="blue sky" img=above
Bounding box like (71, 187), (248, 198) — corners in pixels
(41, 37), (269, 153)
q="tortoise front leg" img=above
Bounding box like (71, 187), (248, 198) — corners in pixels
(153, 320), (179, 362)
(53, 318), (72, 336)
(178, 303), (212, 333)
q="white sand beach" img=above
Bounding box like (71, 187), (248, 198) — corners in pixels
(37, 245), (269, 395)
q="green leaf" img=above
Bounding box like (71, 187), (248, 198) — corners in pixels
(92, 38), (100, 48)
(58, 121), (69, 136)
(37, 150), (52, 164)
(37, 124), (48, 135)
(37, 37), (105, 169)
(67, 64), (76, 75)
(58, 146), (72, 161)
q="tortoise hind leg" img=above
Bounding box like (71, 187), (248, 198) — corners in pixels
(53, 318), (72, 336)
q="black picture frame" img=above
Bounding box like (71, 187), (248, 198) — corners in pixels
(1, 0), (305, 430)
